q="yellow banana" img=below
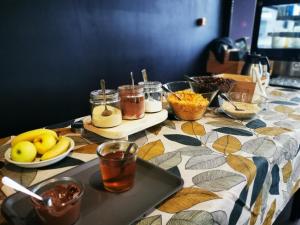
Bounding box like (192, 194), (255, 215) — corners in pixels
(11, 129), (58, 146)
(41, 136), (70, 161)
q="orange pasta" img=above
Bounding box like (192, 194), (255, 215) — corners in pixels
(167, 90), (209, 120)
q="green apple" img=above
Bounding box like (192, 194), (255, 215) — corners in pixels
(11, 141), (37, 162)
(33, 133), (57, 155)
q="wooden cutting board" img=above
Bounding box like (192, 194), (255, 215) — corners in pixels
(83, 109), (168, 139)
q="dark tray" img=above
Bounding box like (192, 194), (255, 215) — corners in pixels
(2, 158), (183, 225)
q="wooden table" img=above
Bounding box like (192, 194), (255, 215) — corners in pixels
(1, 86), (300, 225)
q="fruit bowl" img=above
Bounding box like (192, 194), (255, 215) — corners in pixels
(163, 81), (218, 120)
(4, 137), (75, 168)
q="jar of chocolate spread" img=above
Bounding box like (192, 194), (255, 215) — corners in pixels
(118, 85), (145, 119)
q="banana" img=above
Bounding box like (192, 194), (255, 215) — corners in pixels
(40, 136), (70, 161)
(11, 129), (58, 147)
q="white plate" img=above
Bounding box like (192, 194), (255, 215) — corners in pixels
(4, 137), (75, 168)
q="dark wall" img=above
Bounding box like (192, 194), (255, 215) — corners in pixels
(229, 0), (256, 45)
(0, 0), (228, 137)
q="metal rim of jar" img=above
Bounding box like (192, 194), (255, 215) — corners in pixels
(118, 85), (144, 96)
(138, 81), (162, 93)
(90, 89), (120, 104)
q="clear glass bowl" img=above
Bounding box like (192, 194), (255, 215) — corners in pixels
(218, 92), (263, 120)
(162, 81), (218, 120)
(31, 177), (84, 225)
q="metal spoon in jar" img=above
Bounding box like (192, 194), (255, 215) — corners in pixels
(141, 69), (153, 101)
(162, 85), (182, 101)
(219, 93), (244, 111)
(100, 79), (112, 116)
(2, 176), (53, 207)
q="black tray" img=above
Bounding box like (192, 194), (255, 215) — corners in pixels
(2, 158), (183, 225)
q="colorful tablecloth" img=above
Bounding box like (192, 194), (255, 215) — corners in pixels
(1, 87), (300, 225)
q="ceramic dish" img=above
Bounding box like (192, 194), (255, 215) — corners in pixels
(4, 137), (75, 168)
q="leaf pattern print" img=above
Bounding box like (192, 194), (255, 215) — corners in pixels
(192, 170), (245, 192)
(164, 134), (201, 146)
(282, 160), (292, 183)
(246, 119), (266, 129)
(0, 164), (37, 187)
(274, 134), (298, 160)
(206, 119), (244, 128)
(158, 188), (220, 213)
(263, 113), (288, 121)
(292, 159), (300, 181)
(270, 100), (298, 106)
(228, 186), (248, 225)
(199, 131), (218, 145)
(167, 210), (213, 225)
(181, 121), (206, 136)
(241, 137), (276, 158)
(185, 154), (226, 170)
(213, 127), (253, 136)
(250, 157), (268, 207)
(176, 146), (214, 157)
(212, 135), (241, 154)
(227, 154), (256, 187)
(211, 210), (228, 225)
(255, 127), (291, 136)
(288, 113), (300, 121)
(274, 120), (300, 130)
(290, 97), (300, 102)
(163, 120), (176, 130)
(262, 200), (276, 225)
(260, 174), (272, 222)
(274, 105), (295, 114)
(136, 215), (162, 225)
(74, 143), (98, 154)
(147, 124), (162, 135)
(269, 164), (280, 195)
(149, 152), (182, 170)
(270, 90), (285, 97)
(250, 191), (262, 225)
(138, 140), (165, 160)
(0, 137), (11, 146)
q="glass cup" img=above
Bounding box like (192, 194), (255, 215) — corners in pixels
(97, 141), (138, 192)
(31, 177), (84, 225)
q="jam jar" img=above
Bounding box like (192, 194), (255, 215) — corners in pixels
(118, 85), (145, 119)
(138, 81), (163, 113)
(89, 89), (122, 128)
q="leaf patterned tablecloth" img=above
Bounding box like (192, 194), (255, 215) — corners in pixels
(1, 87), (300, 225)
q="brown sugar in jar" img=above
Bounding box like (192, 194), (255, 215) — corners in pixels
(118, 85), (145, 120)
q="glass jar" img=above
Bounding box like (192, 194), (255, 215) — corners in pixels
(89, 89), (122, 128)
(138, 81), (163, 113)
(118, 85), (145, 119)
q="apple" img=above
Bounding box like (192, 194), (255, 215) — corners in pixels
(33, 133), (57, 155)
(11, 141), (37, 162)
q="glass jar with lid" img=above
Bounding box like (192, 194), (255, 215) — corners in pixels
(118, 85), (145, 119)
(138, 81), (163, 113)
(89, 89), (122, 128)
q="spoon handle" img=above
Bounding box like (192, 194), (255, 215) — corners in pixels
(2, 176), (43, 201)
(141, 69), (148, 82)
(100, 79), (107, 104)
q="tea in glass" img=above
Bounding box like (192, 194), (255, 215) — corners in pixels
(97, 141), (138, 192)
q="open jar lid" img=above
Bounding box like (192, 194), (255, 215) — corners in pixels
(90, 89), (119, 103)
